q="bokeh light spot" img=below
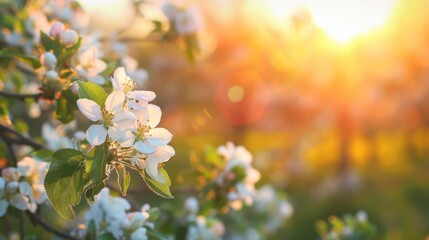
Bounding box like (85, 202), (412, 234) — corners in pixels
(227, 85), (245, 102)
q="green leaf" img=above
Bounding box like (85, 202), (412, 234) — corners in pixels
(55, 95), (75, 124)
(61, 89), (79, 110)
(0, 48), (41, 69)
(116, 166), (130, 196)
(85, 144), (109, 203)
(147, 229), (169, 240)
(55, 89), (79, 124)
(76, 81), (108, 107)
(31, 149), (53, 162)
(139, 168), (173, 199)
(96, 233), (116, 240)
(40, 31), (63, 57)
(44, 149), (86, 220)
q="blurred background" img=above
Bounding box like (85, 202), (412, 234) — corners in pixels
(78, 0), (429, 239)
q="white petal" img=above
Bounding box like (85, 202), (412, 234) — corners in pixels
(105, 91), (125, 114)
(119, 130), (135, 147)
(147, 145), (175, 163)
(146, 104), (161, 128)
(77, 99), (102, 122)
(136, 159), (146, 169)
(0, 178), (5, 190)
(135, 140), (156, 154)
(127, 90), (156, 102)
(19, 182), (33, 196)
(131, 228), (148, 240)
(0, 200), (8, 216)
(113, 111), (136, 129)
(108, 126), (125, 142)
(147, 128), (172, 146)
(112, 67), (126, 91)
(128, 99), (148, 110)
(145, 158), (158, 180)
(86, 124), (107, 146)
(10, 194), (29, 210)
(89, 75), (106, 85)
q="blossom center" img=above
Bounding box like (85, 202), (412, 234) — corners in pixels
(101, 108), (114, 128)
(122, 77), (136, 94)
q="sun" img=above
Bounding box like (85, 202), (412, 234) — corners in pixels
(265, 0), (398, 43)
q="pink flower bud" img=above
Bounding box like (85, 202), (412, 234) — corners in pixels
(40, 52), (57, 70)
(60, 29), (78, 46)
(49, 22), (65, 38)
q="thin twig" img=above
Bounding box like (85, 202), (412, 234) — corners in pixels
(0, 91), (43, 101)
(5, 141), (17, 167)
(0, 124), (44, 150)
(26, 212), (78, 240)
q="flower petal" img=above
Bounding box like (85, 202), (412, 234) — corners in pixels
(127, 90), (156, 102)
(112, 67), (126, 91)
(105, 91), (125, 114)
(147, 128), (172, 146)
(135, 140), (156, 154)
(131, 228), (148, 240)
(145, 157), (158, 180)
(86, 124), (107, 146)
(146, 104), (162, 128)
(147, 145), (175, 163)
(10, 194), (29, 210)
(89, 75), (106, 85)
(108, 126), (125, 142)
(113, 111), (136, 129)
(77, 99), (102, 122)
(119, 130), (135, 147)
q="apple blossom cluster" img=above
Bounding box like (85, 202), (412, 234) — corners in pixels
(316, 210), (376, 240)
(216, 142), (261, 210)
(253, 185), (294, 234)
(162, 3), (203, 36)
(0, 157), (49, 216)
(73, 188), (158, 239)
(180, 197), (225, 240)
(77, 67), (174, 182)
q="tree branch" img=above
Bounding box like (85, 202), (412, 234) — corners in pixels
(0, 124), (44, 150)
(0, 91), (43, 101)
(26, 212), (78, 240)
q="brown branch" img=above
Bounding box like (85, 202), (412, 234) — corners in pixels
(0, 91), (43, 101)
(26, 212), (78, 240)
(0, 123), (44, 150)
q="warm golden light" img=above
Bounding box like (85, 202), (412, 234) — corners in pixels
(228, 86), (244, 102)
(264, 0), (397, 43)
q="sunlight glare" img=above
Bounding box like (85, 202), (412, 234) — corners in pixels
(265, 0), (397, 43)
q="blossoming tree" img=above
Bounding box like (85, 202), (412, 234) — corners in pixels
(0, 0), (378, 239)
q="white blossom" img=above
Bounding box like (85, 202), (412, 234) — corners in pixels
(186, 216), (224, 240)
(75, 46), (107, 84)
(111, 67), (155, 110)
(216, 142), (260, 210)
(162, 3), (202, 35)
(77, 90), (135, 146)
(0, 168), (35, 216)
